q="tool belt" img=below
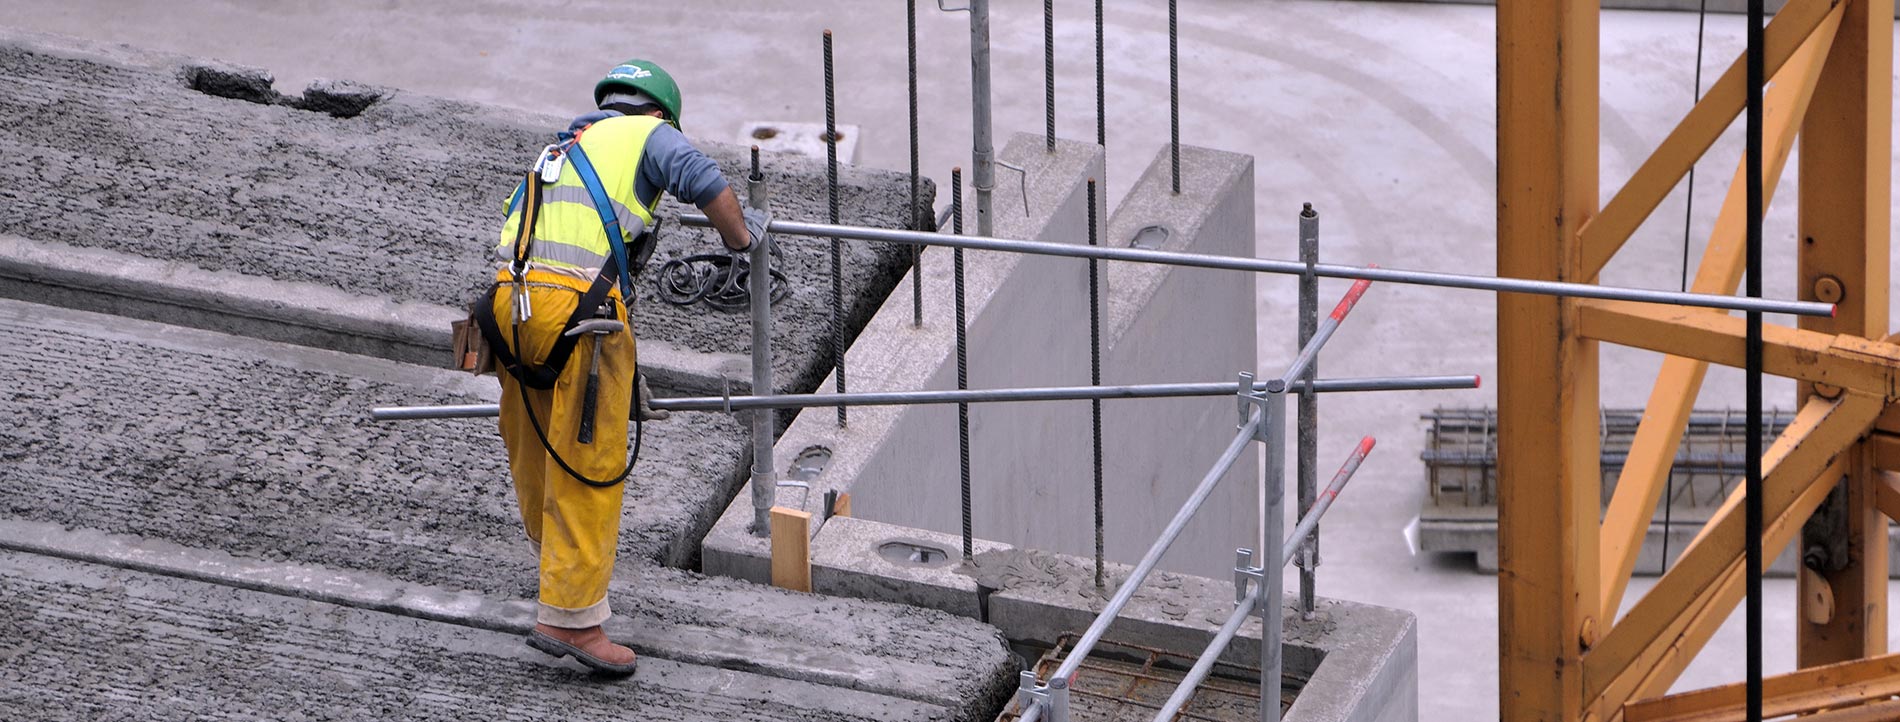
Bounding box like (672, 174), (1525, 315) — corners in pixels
(471, 269), (616, 390)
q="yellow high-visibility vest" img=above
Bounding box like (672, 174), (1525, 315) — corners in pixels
(496, 115), (663, 275)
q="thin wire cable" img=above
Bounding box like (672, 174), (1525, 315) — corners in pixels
(1169, 0), (1180, 193)
(953, 168), (972, 561)
(909, 0), (923, 327)
(1664, 0), (1710, 576)
(825, 30), (847, 427)
(1088, 179), (1104, 589)
(1744, 1), (1764, 719)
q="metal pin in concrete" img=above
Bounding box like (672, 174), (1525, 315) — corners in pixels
(746, 145), (775, 537)
(824, 29), (846, 428)
(953, 167), (972, 561)
(1296, 203), (1319, 617)
(908, 0), (923, 328)
(1088, 179), (1104, 590)
(1169, 0), (1180, 194)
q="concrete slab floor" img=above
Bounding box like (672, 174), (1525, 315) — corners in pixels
(6, 1), (1900, 720)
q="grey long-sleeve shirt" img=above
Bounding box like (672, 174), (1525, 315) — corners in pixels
(562, 110), (730, 210)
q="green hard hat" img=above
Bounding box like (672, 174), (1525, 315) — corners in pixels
(594, 59), (683, 131)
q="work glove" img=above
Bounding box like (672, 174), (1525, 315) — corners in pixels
(635, 372), (670, 422)
(740, 207), (771, 254)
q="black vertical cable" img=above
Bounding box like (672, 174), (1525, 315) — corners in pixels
(953, 168), (972, 561)
(1045, 0), (1055, 151)
(909, 0), (923, 328)
(1169, 0), (1179, 193)
(1664, 0), (1711, 576)
(1744, 1), (1764, 720)
(825, 30), (847, 428)
(1088, 179), (1104, 589)
(1095, 0), (1105, 148)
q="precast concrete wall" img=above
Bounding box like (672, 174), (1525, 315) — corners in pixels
(1096, 145), (1258, 579)
(850, 134), (1103, 553)
(706, 136), (1258, 582)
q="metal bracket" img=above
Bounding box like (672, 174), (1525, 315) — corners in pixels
(1236, 372), (1256, 429)
(1016, 671), (1050, 718)
(1237, 372), (1277, 443)
(936, 0), (971, 12)
(1238, 547), (1269, 619)
(994, 160), (1031, 217)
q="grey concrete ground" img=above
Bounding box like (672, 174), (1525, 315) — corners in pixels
(4, 1), (1900, 720)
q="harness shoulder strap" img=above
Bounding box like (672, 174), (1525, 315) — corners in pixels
(562, 141), (637, 299)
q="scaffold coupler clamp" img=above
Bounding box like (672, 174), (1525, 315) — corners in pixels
(1233, 547), (1268, 618)
(1017, 670), (1071, 722)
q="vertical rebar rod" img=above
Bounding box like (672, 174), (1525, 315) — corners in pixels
(747, 146), (776, 537)
(825, 30), (847, 428)
(1088, 179), (1105, 589)
(1744, 0), (1764, 720)
(954, 168), (972, 561)
(1296, 203), (1319, 616)
(1261, 389), (1286, 722)
(971, 0), (995, 237)
(1045, 0), (1055, 151)
(1169, 0), (1180, 194)
(1095, 0), (1105, 148)
(909, 0), (924, 328)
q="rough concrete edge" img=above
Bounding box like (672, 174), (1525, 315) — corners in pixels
(0, 234), (756, 395)
(1098, 144), (1254, 346)
(0, 518), (984, 712)
(809, 516), (1014, 620)
(702, 135), (1106, 584)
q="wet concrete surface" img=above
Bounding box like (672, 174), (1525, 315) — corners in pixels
(0, 298), (1018, 720)
(0, 28), (1012, 721)
(0, 28), (921, 398)
(0, 549), (958, 722)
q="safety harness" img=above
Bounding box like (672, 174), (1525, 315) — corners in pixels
(473, 132), (646, 487)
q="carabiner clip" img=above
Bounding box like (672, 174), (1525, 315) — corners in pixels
(533, 143), (565, 184)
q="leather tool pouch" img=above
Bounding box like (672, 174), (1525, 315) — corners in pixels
(452, 302), (496, 375)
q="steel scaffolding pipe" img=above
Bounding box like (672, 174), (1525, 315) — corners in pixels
(367, 375), (1479, 422)
(676, 214), (1833, 317)
(1152, 436), (1377, 722)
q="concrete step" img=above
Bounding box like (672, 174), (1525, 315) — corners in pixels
(0, 547), (951, 722)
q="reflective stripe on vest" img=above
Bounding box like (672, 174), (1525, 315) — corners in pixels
(495, 115), (663, 274)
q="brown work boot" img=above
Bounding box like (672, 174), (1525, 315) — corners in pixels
(526, 622), (638, 677)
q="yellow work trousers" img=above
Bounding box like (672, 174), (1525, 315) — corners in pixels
(493, 269), (636, 629)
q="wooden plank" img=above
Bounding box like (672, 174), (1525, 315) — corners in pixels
(1582, 393), (1882, 702)
(1624, 652), (1900, 722)
(1496, 1), (1599, 719)
(1574, 0), (1839, 278)
(769, 507), (812, 593)
(1575, 300), (1900, 400)
(1596, 11), (1839, 619)
(834, 493), (853, 517)
(1796, 0), (1893, 669)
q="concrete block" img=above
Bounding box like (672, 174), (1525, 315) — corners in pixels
(809, 515), (1011, 620)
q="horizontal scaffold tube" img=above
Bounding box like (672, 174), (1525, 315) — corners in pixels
(368, 375), (1479, 421)
(679, 214), (1832, 317)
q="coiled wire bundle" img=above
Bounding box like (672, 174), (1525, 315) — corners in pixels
(654, 248), (791, 311)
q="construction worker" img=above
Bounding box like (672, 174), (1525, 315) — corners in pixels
(476, 58), (762, 677)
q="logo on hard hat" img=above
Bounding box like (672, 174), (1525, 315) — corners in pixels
(609, 65), (654, 80)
